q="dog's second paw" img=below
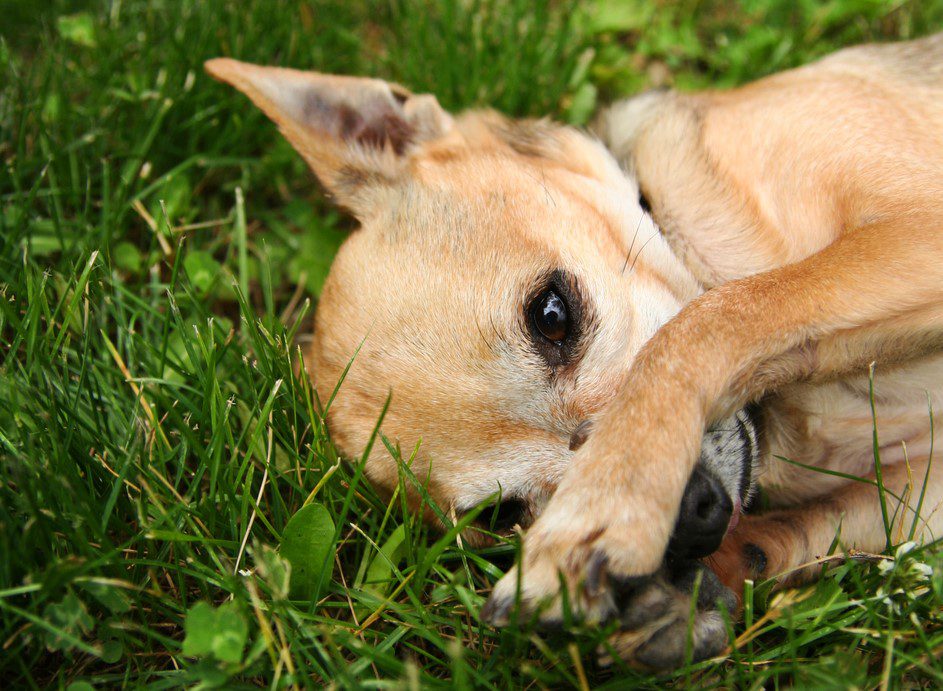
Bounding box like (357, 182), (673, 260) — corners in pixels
(480, 509), (668, 627)
(601, 561), (736, 670)
(481, 542), (737, 671)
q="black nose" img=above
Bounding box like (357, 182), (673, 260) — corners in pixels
(667, 466), (732, 560)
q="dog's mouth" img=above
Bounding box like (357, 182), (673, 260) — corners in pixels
(667, 404), (764, 559)
(459, 405), (763, 553)
(459, 496), (537, 546)
(727, 496), (743, 536)
(477, 496), (532, 533)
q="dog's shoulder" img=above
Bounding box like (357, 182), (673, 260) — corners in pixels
(591, 89), (701, 177)
(593, 90), (770, 286)
(817, 31), (943, 88)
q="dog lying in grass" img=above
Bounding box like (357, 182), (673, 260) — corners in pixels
(206, 31), (943, 668)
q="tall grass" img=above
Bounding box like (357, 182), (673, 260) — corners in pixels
(2, 0), (942, 687)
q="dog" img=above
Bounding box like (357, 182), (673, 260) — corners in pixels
(205, 30), (943, 668)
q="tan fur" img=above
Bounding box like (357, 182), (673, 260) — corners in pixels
(206, 32), (943, 662)
(499, 32), (943, 610)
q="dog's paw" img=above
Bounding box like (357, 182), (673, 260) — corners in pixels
(709, 536), (769, 592)
(601, 561), (736, 670)
(480, 509), (668, 626)
(708, 513), (802, 590)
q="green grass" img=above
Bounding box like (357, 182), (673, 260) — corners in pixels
(2, 0), (942, 687)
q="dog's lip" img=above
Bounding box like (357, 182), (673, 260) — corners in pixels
(725, 496), (743, 536)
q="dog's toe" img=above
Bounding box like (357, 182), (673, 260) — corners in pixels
(479, 585), (513, 626)
(668, 559), (738, 612)
(600, 561), (734, 669)
(631, 608), (729, 669)
(616, 576), (673, 629)
(481, 522), (652, 626)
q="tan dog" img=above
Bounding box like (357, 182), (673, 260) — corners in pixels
(206, 31), (943, 668)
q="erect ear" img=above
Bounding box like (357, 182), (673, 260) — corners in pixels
(205, 58), (453, 216)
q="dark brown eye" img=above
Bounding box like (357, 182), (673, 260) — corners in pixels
(531, 289), (568, 343)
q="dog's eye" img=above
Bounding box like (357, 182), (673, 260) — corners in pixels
(524, 271), (584, 367)
(531, 289), (568, 343)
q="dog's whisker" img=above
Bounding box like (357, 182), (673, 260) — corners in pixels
(474, 313), (495, 353)
(621, 210), (645, 275)
(488, 312), (502, 349)
(628, 229), (660, 276)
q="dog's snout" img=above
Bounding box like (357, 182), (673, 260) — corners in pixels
(668, 466), (733, 560)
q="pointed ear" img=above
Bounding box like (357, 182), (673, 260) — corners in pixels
(204, 58), (453, 216)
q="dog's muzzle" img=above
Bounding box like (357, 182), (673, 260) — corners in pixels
(667, 405), (763, 560)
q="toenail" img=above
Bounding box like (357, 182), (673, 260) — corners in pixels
(569, 420), (593, 451)
(480, 594), (511, 624)
(585, 550), (609, 596)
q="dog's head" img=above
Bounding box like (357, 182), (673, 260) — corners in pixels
(206, 61), (756, 548)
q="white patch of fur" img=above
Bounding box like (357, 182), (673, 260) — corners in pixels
(698, 409), (759, 506)
(592, 91), (670, 174)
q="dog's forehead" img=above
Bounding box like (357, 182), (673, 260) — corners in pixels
(315, 139), (681, 383)
(381, 153), (606, 250)
(325, 156), (611, 322)
(327, 208), (543, 363)
(308, 124), (699, 506)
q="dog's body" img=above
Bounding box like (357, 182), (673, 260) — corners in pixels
(596, 31), (943, 530)
(207, 31), (943, 668)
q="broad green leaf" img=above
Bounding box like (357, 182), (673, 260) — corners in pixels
(182, 601), (216, 657)
(112, 242), (143, 274)
(57, 13), (97, 47)
(79, 581), (132, 614)
(184, 251), (221, 294)
(149, 173), (193, 226)
(273, 201), (346, 297)
(100, 638), (123, 664)
(280, 502), (335, 599)
(590, 0), (653, 33)
(212, 602), (248, 664)
(182, 601), (248, 664)
(363, 524), (408, 597)
(43, 592), (94, 652)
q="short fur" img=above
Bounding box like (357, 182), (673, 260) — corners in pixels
(205, 32), (943, 668)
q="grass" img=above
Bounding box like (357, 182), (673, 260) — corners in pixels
(2, 0), (943, 687)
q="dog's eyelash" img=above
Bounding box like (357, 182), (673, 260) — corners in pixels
(638, 189), (652, 214)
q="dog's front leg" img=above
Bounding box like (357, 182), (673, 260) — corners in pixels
(482, 214), (943, 665)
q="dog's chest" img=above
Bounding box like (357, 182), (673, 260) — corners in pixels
(759, 352), (943, 505)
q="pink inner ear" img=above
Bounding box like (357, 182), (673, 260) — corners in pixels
(302, 91), (415, 155)
(355, 111), (415, 155)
